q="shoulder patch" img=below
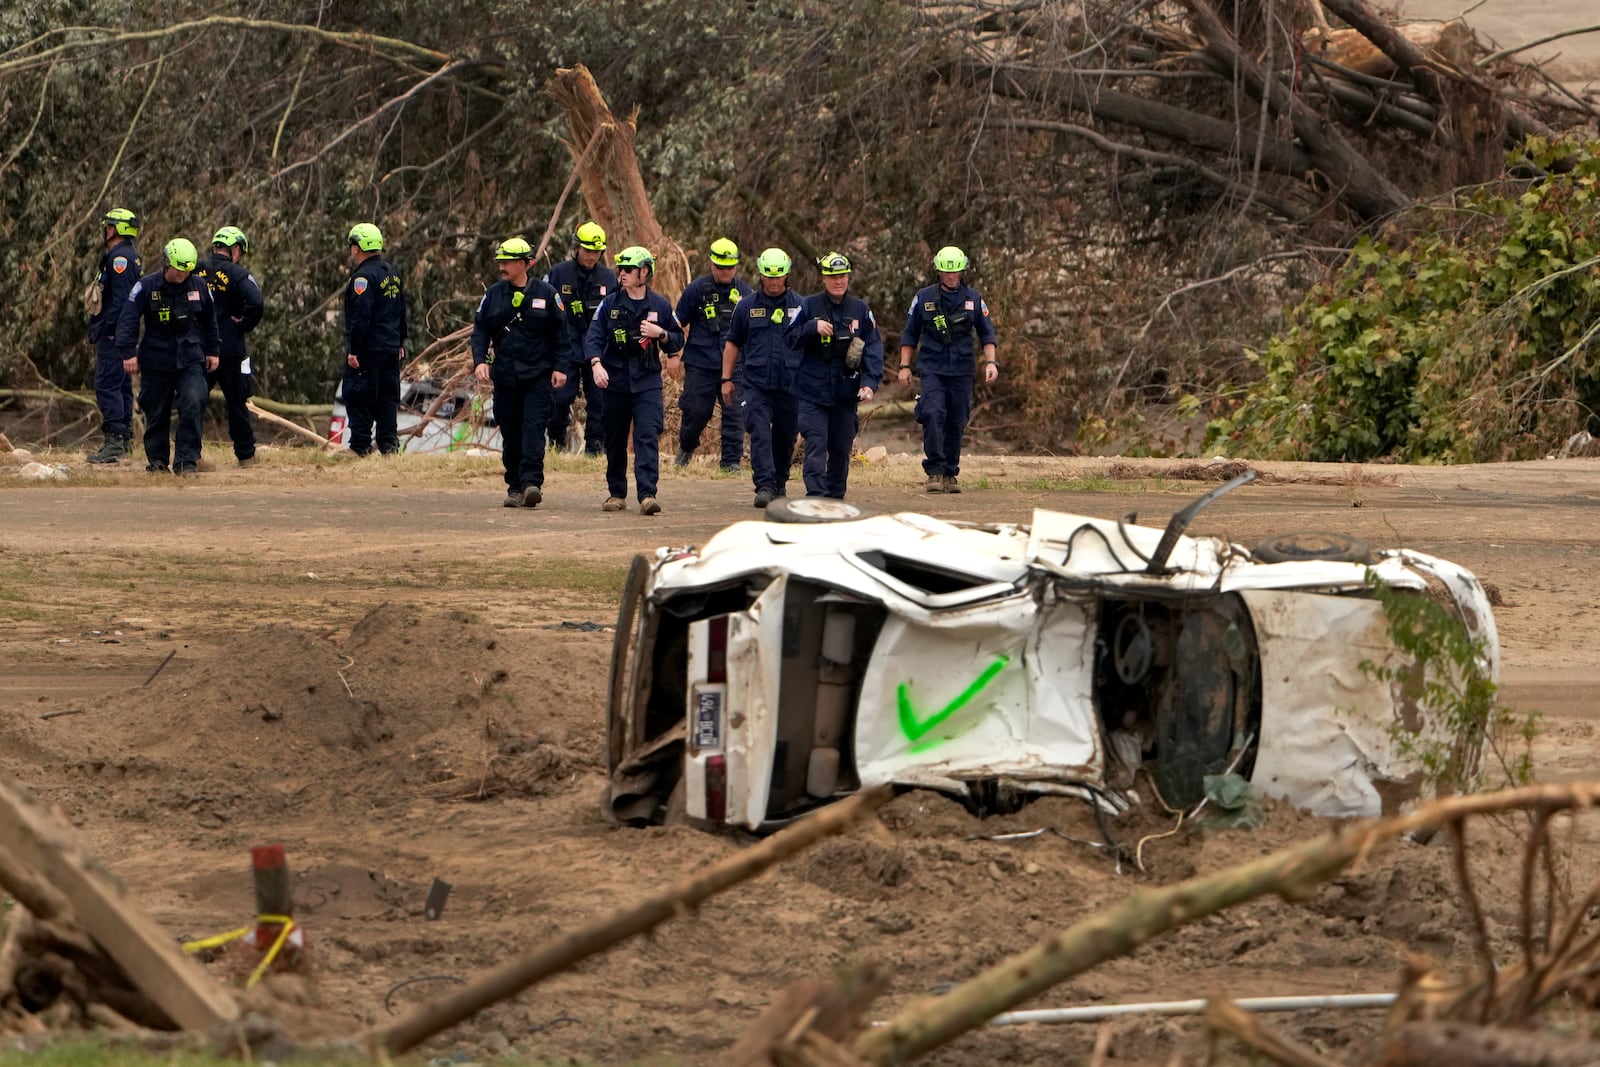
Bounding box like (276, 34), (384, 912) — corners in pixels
(981, 300), (990, 316)
(112, 256), (129, 274)
(352, 277), (369, 295)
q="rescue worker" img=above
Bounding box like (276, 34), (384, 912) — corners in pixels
(86, 208), (143, 464)
(897, 245), (998, 493)
(470, 237), (576, 508)
(674, 237), (751, 470)
(584, 246), (684, 515)
(786, 252), (884, 500)
(195, 226), (266, 466)
(543, 222), (614, 455)
(114, 238), (220, 476)
(342, 222), (408, 456)
(722, 248), (804, 507)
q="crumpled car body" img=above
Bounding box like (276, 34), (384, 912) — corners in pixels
(605, 490), (1499, 832)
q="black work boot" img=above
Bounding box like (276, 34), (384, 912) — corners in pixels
(87, 434), (130, 464)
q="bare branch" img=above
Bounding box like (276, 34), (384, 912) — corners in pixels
(1479, 23), (1600, 68)
(260, 59), (472, 189)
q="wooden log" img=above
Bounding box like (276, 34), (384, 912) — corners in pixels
(368, 787), (891, 1056)
(0, 842), (70, 921)
(1203, 996), (1348, 1067)
(853, 781), (1600, 1065)
(721, 964), (888, 1067)
(1374, 1020), (1600, 1066)
(0, 774), (238, 1032)
(244, 401), (337, 450)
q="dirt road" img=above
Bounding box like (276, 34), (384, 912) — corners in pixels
(2, 453), (1598, 1063)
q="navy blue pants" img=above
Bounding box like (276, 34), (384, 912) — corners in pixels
(915, 370), (974, 477)
(207, 356), (255, 460)
(94, 339), (134, 438)
(494, 376), (554, 492)
(138, 363), (208, 468)
(343, 351), (401, 454)
(603, 388), (664, 501)
(797, 398), (858, 499)
(549, 360), (605, 454)
(678, 364), (743, 467)
(742, 384), (799, 496)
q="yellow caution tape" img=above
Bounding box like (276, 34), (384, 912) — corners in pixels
(182, 914), (298, 988)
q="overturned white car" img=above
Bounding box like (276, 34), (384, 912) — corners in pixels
(605, 475), (1500, 831)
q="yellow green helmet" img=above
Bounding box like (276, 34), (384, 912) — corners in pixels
(708, 237), (740, 267)
(614, 245), (654, 271)
(495, 236), (534, 261)
(575, 221), (607, 251)
(164, 237), (199, 272)
(347, 222), (384, 252)
(818, 251), (851, 276)
(103, 208), (140, 238)
(934, 245), (968, 272)
(757, 247), (791, 278)
(212, 226), (249, 254)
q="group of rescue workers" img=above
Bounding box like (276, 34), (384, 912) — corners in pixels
(86, 209), (999, 511)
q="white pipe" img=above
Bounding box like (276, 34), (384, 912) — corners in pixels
(983, 993), (1395, 1026)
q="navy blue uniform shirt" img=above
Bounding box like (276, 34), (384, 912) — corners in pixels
(195, 254), (265, 359)
(726, 288), (803, 392)
(470, 278), (576, 382)
(90, 238), (142, 345)
(344, 256), (407, 357)
(675, 272), (753, 371)
(787, 292), (885, 406)
(115, 270), (221, 371)
(899, 283), (997, 376)
(583, 289), (684, 394)
(544, 257), (617, 341)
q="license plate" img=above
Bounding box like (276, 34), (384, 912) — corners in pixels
(695, 690), (722, 749)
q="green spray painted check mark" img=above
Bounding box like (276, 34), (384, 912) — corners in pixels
(897, 654), (1011, 751)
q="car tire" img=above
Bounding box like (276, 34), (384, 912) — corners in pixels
(764, 497), (863, 524)
(1252, 531), (1372, 564)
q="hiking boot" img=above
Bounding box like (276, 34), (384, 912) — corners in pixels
(754, 490), (775, 508)
(174, 464), (198, 478)
(924, 475), (944, 493)
(942, 475), (961, 494)
(720, 463), (742, 473)
(504, 489), (523, 508)
(673, 449), (693, 468)
(87, 435), (129, 464)
(237, 453), (258, 468)
(521, 485), (542, 508)
(145, 461), (169, 473)
(639, 496), (662, 516)
(602, 496), (627, 512)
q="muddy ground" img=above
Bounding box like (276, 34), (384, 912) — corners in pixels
(2, 451), (1599, 1065)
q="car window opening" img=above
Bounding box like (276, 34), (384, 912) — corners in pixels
(852, 549), (997, 594)
(1093, 595), (1262, 810)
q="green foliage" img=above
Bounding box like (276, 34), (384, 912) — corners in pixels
(1208, 137), (1600, 463)
(1361, 572), (1535, 795)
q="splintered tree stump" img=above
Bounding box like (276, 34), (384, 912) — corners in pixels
(546, 64), (688, 298)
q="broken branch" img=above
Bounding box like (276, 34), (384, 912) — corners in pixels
(369, 787), (892, 1056)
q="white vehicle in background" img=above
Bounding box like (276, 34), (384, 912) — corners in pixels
(604, 475), (1500, 832)
(328, 378), (502, 453)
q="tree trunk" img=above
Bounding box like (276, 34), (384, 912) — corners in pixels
(546, 65), (688, 297)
